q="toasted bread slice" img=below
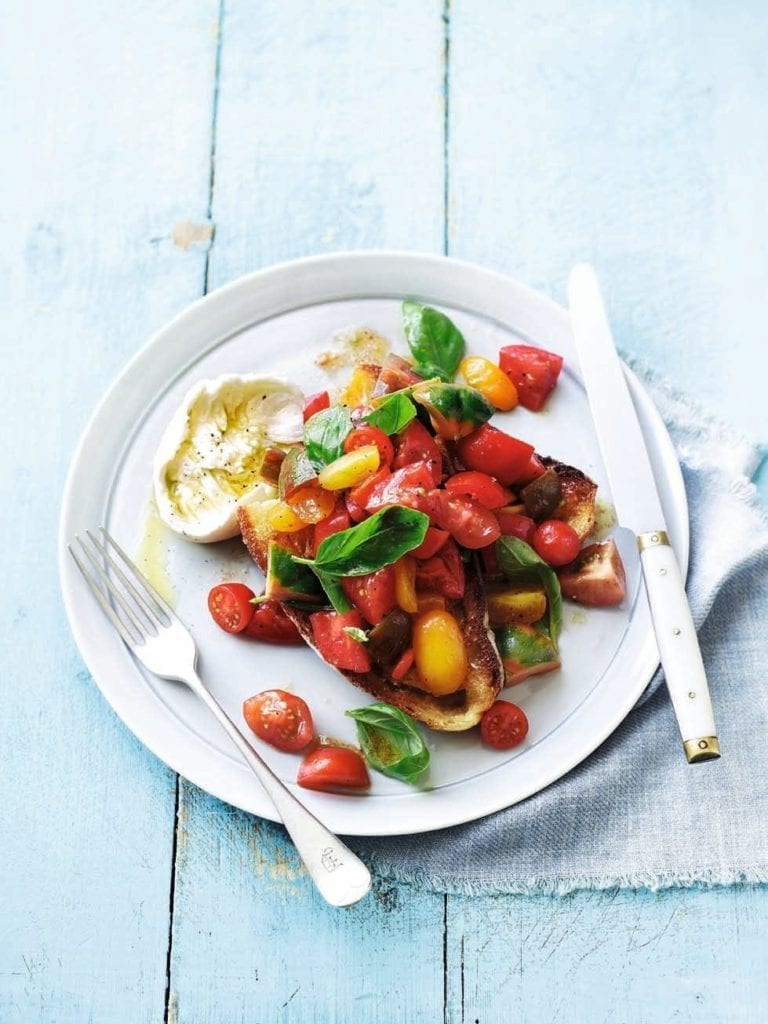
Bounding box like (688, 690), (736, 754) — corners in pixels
(237, 498), (503, 732)
(540, 456), (597, 539)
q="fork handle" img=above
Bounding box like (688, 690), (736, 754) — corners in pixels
(185, 671), (371, 907)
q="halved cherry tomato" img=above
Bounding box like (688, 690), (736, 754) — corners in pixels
(267, 501), (307, 533)
(303, 390), (330, 421)
(480, 701), (529, 749)
(532, 519), (581, 566)
(343, 425), (395, 467)
(208, 582), (256, 633)
(499, 345), (563, 412)
(391, 647), (415, 681)
(415, 537), (465, 599)
(432, 491), (501, 550)
(313, 503), (351, 553)
(243, 689), (314, 752)
(318, 444), (380, 491)
(460, 355), (519, 411)
(364, 461), (436, 515)
(412, 609), (468, 695)
(244, 600), (303, 644)
(456, 424), (535, 486)
(297, 746), (370, 792)
(445, 471), (512, 510)
(496, 509), (537, 546)
(309, 610), (372, 672)
(411, 526), (449, 560)
(286, 481), (336, 524)
(393, 420), (442, 486)
(341, 565), (397, 625)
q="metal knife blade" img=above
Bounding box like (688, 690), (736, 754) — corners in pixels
(567, 262), (720, 764)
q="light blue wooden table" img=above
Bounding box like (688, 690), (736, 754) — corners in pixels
(3, 3), (767, 1021)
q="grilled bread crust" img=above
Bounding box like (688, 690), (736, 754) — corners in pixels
(540, 456), (598, 539)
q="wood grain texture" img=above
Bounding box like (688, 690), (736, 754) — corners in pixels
(0, 1), (218, 1020)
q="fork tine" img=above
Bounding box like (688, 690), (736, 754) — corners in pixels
(76, 536), (152, 640)
(69, 544), (139, 647)
(88, 528), (171, 630)
(99, 528), (174, 625)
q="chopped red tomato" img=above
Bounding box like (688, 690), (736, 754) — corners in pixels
(303, 390), (330, 421)
(313, 503), (351, 553)
(456, 424), (534, 486)
(496, 509), (536, 546)
(364, 461), (436, 515)
(374, 353), (424, 395)
(499, 344), (563, 412)
(343, 425), (395, 467)
(208, 582), (256, 634)
(411, 526), (450, 560)
(243, 600), (303, 644)
(341, 565), (397, 625)
(532, 519), (581, 566)
(557, 540), (627, 606)
(393, 420), (442, 485)
(515, 453), (547, 484)
(345, 466), (391, 521)
(297, 746), (370, 792)
(445, 471), (512, 510)
(415, 537), (465, 599)
(243, 689), (314, 752)
(432, 491), (501, 550)
(309, 610), (372, 672)
(391, 647), (415, 681)
(480, 701), (529, 749)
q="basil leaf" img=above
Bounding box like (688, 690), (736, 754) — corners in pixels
(364, 392), (417, 435)
(402, 300), (465, 383)
(495, 536), (563, 651)
(310, 568), (352, 613)
(343, 626), (369, 644)
(295, 506), (429, 577)
(304, 406), (353, 470)
(346, 703), (430, 784)
(412, 382), (494, 438)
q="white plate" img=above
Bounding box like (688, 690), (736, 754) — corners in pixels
(59, 252), (686, 837)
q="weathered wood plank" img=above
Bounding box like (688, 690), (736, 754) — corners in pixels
(0, 2), (218, 1020)
(167, 2), (448, 1020)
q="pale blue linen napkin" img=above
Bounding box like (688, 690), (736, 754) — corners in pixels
(350, 373), (768, 895)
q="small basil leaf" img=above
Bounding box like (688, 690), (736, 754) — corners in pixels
(364, 392), (417, 435)
(309, 567), (352, 613)
(304, 406), (353, 470)
(412, 382), (494, 439)
(495, 536), (563, 651)
(343, 626), (369, 644)
(402, 300), (465, 383)
(294, 506), (429, 577)
(346, 703), (430, 784)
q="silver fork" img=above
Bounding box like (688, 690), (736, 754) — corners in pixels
(69, 528), (371, 908)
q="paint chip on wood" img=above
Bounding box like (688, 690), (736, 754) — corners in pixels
(171, 219), (214, 251)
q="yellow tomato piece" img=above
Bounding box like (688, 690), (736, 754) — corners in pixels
(286, 482), (336, 524)
(338, 364), (379, 408)
(267, 500), (307, 533)
(394, 557), (418, 614)
(413, 609), (468, 695)
(416, 592), (446, 613)
(317, 444), (380, 491)
(486, 586), (547, 627)
(460, 355), (519, 411)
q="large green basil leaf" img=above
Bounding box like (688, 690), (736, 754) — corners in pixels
(294, 506), (429, 577)
(364, 391), (417, 435)
(346, 703), (430, 784)
(402, 300), (465, 382)
(495, 536), (563, 650)
(304, 406), (353, 470)
(412, 382), (494, 438)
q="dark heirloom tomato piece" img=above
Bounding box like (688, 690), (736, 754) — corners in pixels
(341, 565), (397, 625)
(243, 689), (314, 752)
(309, 610), (372, 672)
(372, 353), (425, 396)
(297, 746), (370, 792)
(393, 419), (443, 485)
(415, 537), (466, 599)
(244, 600), (303, 644)
(208, 583), (256, 633)
(557, 539), (627, 606)
(498, 344), (563, 412)
(456, 424), (535, 486)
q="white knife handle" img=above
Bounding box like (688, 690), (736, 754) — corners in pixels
(638, 531), (720, 763)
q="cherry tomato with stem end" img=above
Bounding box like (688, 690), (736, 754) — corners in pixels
(445, 470), (512, 510)
(243, 600), (303, 644)
(480, 700), (529, 749)
(297, 746), (370, 792)
(208, 582), (256, 633)
(532, 519), (581, 566)
(243, 689), (314, 752)
(303, 390), (330, 421)
(343, 425), (395, 467)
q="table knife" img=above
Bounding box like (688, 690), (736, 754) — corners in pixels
(567, 263), (720, 763)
